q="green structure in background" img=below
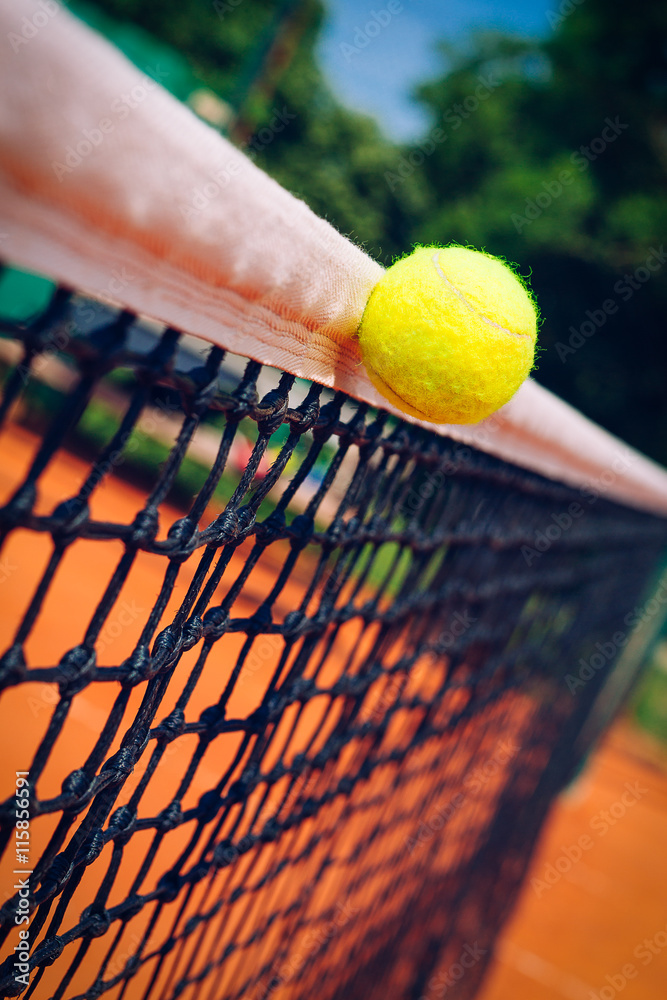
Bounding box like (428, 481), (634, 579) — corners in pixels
(632, 642), (667, 744)
(0, 267), (56, 324)
(70, 0), (201, 101)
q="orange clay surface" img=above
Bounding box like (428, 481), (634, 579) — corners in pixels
(478, 726), (667, 1000)
(1, 422), (666, 999)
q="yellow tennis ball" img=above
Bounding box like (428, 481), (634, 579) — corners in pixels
(358, 245), (538, 424)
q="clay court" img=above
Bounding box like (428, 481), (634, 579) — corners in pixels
(479, 726), (667, 1000)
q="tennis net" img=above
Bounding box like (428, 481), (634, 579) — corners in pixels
(1, 281), (666, 1000)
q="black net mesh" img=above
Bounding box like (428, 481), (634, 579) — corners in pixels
(0, 282), (665, 1000)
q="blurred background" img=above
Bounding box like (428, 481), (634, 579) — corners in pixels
(3, 0), (667, 995)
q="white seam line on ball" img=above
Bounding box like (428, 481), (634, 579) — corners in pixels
(431, 252), (531, 339)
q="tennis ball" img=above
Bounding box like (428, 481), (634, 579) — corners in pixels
(357, 245), (538, 424)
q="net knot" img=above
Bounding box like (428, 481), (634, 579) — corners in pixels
(256, 507), (285, 543)
(206, 508), (240, 545)
(81, 905), (111, 938)
(256, 384), (291, 435)
(187, 366), (221, 415)
(313, 397), (344, 438)
(165, 515), (198, 555)
(130, 505), (159, 546)
(202, 607), (230, 639)
(158, 800), (183, 832)
(227, 773), (255, 804)
(154, 708), (186, 743)
(288, 512), (315, 545)
(198, 704), (224, 732)
(289, 388), (321, 432)
(151, 626), (181, 673)
(101, 746), (139, 783)
(77, 830), (105, 867)
(213, 839), (238, 868)
(0, 643), (26, 686)
(157, 870), (182, 903)
(50, 496), (89, 537)
(61, 768), (92, 808)
(198, 789), (222, 822)
(109, 805), (137, 844)
(39, 853), (74, 898)
(58, 645), (96, 695)
(34, 936), (64, 967)
(324, 518), (345, 545)
(260, 818), (280, 842)
(1, 481), (37, 525)
(236, 504), (257, 536)
(247, 605), (273, 634)
(283, 610), (306, 637)
(292, 677), (316, 702)
(121, 644), (151, 686)
(182, 616), (204, 649)
(246, 704), (269, 732)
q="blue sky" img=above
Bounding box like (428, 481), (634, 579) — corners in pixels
(317, 0), (555, 140)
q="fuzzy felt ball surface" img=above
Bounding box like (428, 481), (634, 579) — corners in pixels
(357, 246), (538, 424)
